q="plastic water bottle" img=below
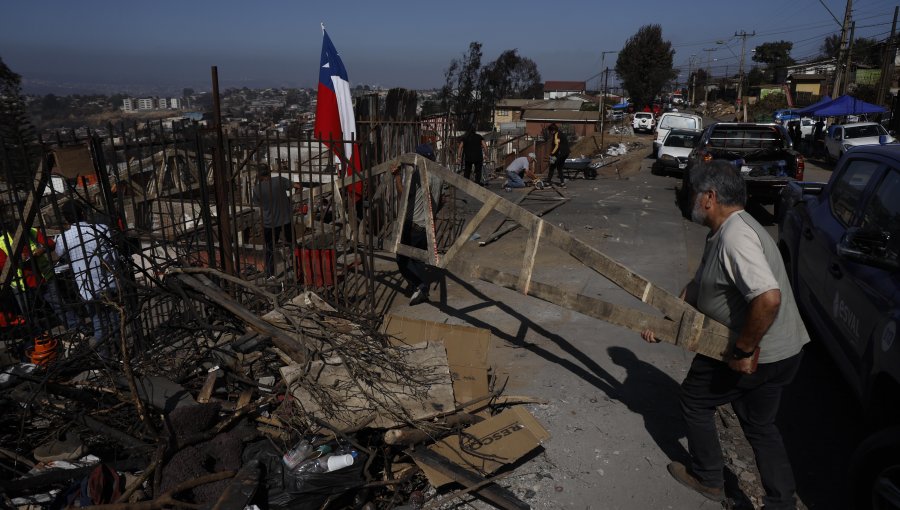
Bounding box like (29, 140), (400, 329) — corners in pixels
(282, 439), (315, 469)
(292, 453), (356, 475)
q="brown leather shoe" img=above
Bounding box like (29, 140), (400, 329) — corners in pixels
(667, 462), (725, 502)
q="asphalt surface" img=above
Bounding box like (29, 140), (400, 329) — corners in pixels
(385, 137), (863, 509)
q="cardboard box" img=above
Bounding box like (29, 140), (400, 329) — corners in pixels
(416, 406), (550, 487)
(382, 314), (490, 406)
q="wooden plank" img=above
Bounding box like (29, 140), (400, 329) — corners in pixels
(460, 263), (732, 360)
(418, 160), (440, 266)
(408, 449), (530, 510)
(516, 221), (542, 294)
(391, 167), (414, 253)
(197, 369), (220, 404)
(478, 197), (569, 247)
(236, 389), (253, 410)
(440, 194), (501, 269)
(172, 273), (312, 365)
(0, 160), (49, 290)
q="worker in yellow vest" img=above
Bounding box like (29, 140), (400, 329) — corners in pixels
(0, 220), (79, 336)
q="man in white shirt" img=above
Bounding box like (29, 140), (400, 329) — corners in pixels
(641, 161), (809, 508)
(54, 202), (120, 352)
(503, 153), (538, 190)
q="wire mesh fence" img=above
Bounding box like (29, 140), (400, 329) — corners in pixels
(0, 115), (468, 363)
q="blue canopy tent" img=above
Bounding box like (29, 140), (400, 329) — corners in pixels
(794, 95), (832, 116)
(807, 95), (886, 117)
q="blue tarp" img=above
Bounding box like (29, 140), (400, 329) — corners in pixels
(806, 95), (886, 117)
(794, 96), (832, 116)
(611, 102), (630, 110)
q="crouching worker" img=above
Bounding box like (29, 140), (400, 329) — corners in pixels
(54, 202), (121, 357)
(503, 153), (538, 191)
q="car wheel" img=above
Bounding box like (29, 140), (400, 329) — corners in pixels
(849, 427), (900, 510)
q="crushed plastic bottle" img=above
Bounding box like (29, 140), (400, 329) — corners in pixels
(292, 452), (356, 476)
(282, 439), (315, 469)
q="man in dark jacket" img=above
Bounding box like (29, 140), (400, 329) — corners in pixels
(457, 128), (487, 185)
(547, 124), (569, 187)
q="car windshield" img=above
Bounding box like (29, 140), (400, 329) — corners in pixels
(664, 133), (700, 148)
(636, 113), (651, 119)
(660, 116), (699, 130)
(844, 124), (888, 139)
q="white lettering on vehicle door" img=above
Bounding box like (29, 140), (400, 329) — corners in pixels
(832, 293), (861, 339)
(882, 321), (896, 352)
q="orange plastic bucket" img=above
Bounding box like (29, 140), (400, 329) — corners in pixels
(28, 336), (58, 366)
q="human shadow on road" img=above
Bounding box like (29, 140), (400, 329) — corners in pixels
(433, 272), (690, 465)
(606, 346), (690, 464)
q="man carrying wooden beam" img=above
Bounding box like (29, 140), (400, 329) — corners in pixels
(641, 161), (809, 509)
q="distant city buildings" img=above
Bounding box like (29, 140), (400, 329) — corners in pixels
(122, 97), (183, 113)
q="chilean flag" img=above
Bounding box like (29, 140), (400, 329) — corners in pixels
(314, 26), (362, 198)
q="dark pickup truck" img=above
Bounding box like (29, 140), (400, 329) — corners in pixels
(680, 123), (805, 215)
(778, 144), (900, 508)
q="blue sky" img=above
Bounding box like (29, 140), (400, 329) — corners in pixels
(1, 0), (896, 94)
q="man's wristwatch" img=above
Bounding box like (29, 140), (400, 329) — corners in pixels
(732, 346), (756, 359)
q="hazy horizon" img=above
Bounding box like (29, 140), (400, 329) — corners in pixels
(3, 0), (894, 97)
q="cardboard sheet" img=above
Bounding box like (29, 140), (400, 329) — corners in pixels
(416, 406), (550, 487)
(382, 314), (491, 406)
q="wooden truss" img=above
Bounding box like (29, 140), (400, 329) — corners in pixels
(302, 153), (737, 361)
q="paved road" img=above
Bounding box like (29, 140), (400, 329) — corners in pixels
(387, 145), (861, 509)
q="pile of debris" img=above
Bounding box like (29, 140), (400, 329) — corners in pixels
(0, 270), (549, 509)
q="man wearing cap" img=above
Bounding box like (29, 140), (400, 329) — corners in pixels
(503, 153), (538, 190)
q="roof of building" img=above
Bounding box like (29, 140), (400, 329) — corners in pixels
(788, 73), (829, 81)
(544, 80), (586, 91)
(529, 99), (585, 110)
(496, 98), (540, 108)
(521, 110), (600, 122)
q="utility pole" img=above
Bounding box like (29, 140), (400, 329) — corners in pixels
(598, 50), (616, 148)
(735, 30), (755, 120)
(687, 54), (697, 105)
(703, 48), (716, 114)
(877, 6), (898, 105)
(846, 21), (857, 95)
(833, 0), (853, 96)
(600, 67), (611, 151)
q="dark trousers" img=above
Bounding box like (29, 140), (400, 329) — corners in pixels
(462, 160), (484, 185)
(680, 352), (803, 509)
(12, 280), (79, 335)
(550, 153), (568, 183)
(396, 222), (428, 292)
(263, 223), (294, 277)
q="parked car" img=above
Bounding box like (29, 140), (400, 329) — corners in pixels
(777, 144), (900, 508)
(773, 108), (800, 123)
(654, 112), (703, 154)
(652, 129), (701, 176)
(632, 112), (655, 133)
(610, 111), (625, 121)
(825, 122), (896, 161)
(680, 122), (804, 215)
